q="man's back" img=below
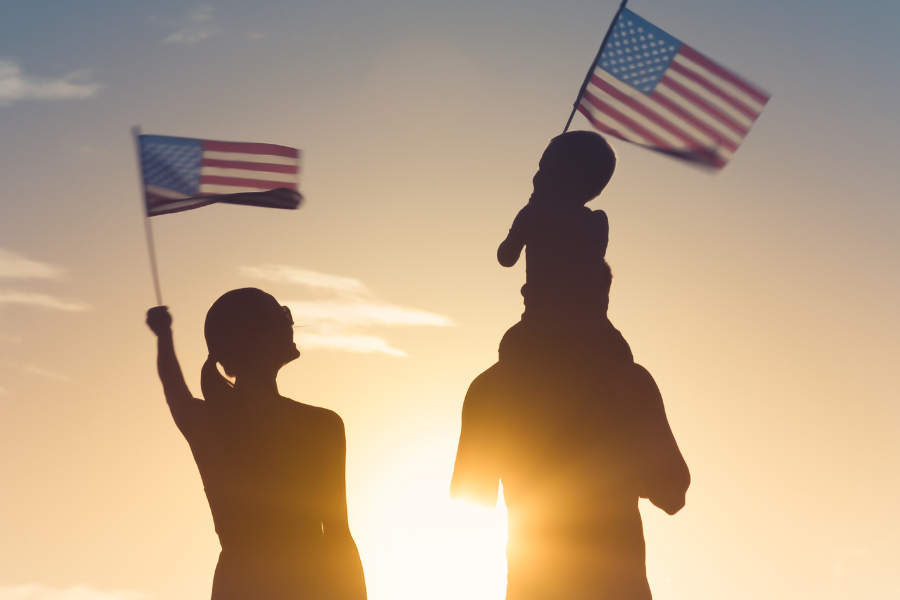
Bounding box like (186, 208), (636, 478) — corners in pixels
(451, 350), (689, 599)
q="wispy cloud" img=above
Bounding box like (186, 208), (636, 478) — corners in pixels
(0, 249), (62, 280)
(240, 265), (452, 357)
(0, 60), (100, 108)
(77, 145), (110, 158)
(162, 7), (222, 44)
(287, 300), (451, 328)
(239, 265), (369, 296)
(0, 361), (71, 382)
(0, 290), (87, 312)
(0, 585), (148, 600)
(22, 364), (71, 382)
(0, 249), (87, 314)
(297, 332), (408, 357)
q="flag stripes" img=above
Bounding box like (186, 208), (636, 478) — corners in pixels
(203, 140), (299, 158)
(197, 140), (299, 194)
(200, 159), (299, 174)
(138, 134), (302, 216)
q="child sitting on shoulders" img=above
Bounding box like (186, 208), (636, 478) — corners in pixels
(497, 130), (631, 364)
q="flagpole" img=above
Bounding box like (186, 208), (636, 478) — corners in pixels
(132, 125), (164, 306)
(562, 0), (629, 133)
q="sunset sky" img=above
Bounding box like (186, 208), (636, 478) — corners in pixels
(1, 1), (899, 599)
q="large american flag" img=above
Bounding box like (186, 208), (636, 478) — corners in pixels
(138, 135), (302, 216)
(577, 8), (770, 168)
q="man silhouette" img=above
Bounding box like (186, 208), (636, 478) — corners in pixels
(451, 131), (689, 599)
(451, 347), (689, 599)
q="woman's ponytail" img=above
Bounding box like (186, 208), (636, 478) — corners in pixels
(201, 355), (235, 404)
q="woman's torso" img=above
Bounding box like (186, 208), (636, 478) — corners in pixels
(181, 396), (340, 598)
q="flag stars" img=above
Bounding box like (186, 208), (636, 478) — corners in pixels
(603, 10), (682, 94)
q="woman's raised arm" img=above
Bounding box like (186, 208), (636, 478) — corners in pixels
(146, 306), (202, 428)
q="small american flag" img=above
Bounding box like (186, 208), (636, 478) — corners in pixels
(137, 135), (302, 216)
(577, 8), (770, 168)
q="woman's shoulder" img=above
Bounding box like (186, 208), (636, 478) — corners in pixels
(279, 397), (345, 432)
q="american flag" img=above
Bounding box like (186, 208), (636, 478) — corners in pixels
(137, 135), (303, 216)
(577, 8), (770, 168)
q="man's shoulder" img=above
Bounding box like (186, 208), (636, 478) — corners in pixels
(463, 363), (513, 415)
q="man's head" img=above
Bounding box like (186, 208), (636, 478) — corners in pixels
(533, 131), (616, 204)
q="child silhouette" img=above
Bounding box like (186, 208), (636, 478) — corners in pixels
(147, 289), (366, 600)
(497, 131), (631, 364)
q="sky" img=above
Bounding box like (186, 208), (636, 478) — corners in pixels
(0, 1), (898, 599)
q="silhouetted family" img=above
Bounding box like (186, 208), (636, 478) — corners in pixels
(146, 131), (690, 599)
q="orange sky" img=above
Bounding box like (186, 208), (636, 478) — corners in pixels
(1, 1), (899, 600)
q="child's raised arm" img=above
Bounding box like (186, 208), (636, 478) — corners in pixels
(498, 205), (534, 267)
(498, 231), (525, 267)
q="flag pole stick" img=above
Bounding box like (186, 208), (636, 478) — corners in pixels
(562, 0), (629, 133)
(132, 125), (163, 306)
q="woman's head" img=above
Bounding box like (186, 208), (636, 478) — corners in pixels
(204, 288), (300, 378)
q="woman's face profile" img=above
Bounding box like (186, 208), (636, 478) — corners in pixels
(277, 304), (301, 365)
(257, 300), (300, 367)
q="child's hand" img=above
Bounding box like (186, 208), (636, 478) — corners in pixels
(146, 306), (173, 336)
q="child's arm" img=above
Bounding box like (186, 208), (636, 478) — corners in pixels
(497, 206), (532, 267)
(497, 231), (525, 267)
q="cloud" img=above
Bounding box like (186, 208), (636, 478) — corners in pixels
(0, 249), (63, 280)
(0, 585), (148, 600)
(77, 145), (110, 158)
(22, 364), (71, 382)
(0, 361), (71, 382)
(240, 265), (452, 357)
(239, 265), (369, 295)
(162, 7), (222, 44)
(297, 332), (408, 357)
(0, 290), (88, 312)
(0, 60), (100, 108)
(287, 300), (451, 328)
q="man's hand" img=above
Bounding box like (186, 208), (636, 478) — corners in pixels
(146, 306), (173, 337)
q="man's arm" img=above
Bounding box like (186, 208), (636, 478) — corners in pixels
(146, 307), (203, 431)
(321, 412), (367, 600)
(629, 364), (691, 515)
(450, 364), (503, 507)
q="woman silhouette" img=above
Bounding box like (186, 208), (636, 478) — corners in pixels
(146, 288), (367, 600)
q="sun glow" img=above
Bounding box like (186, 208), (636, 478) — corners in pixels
(357, 450), (508, 600)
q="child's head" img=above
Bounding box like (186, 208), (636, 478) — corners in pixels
(532, 131), (616, 204)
